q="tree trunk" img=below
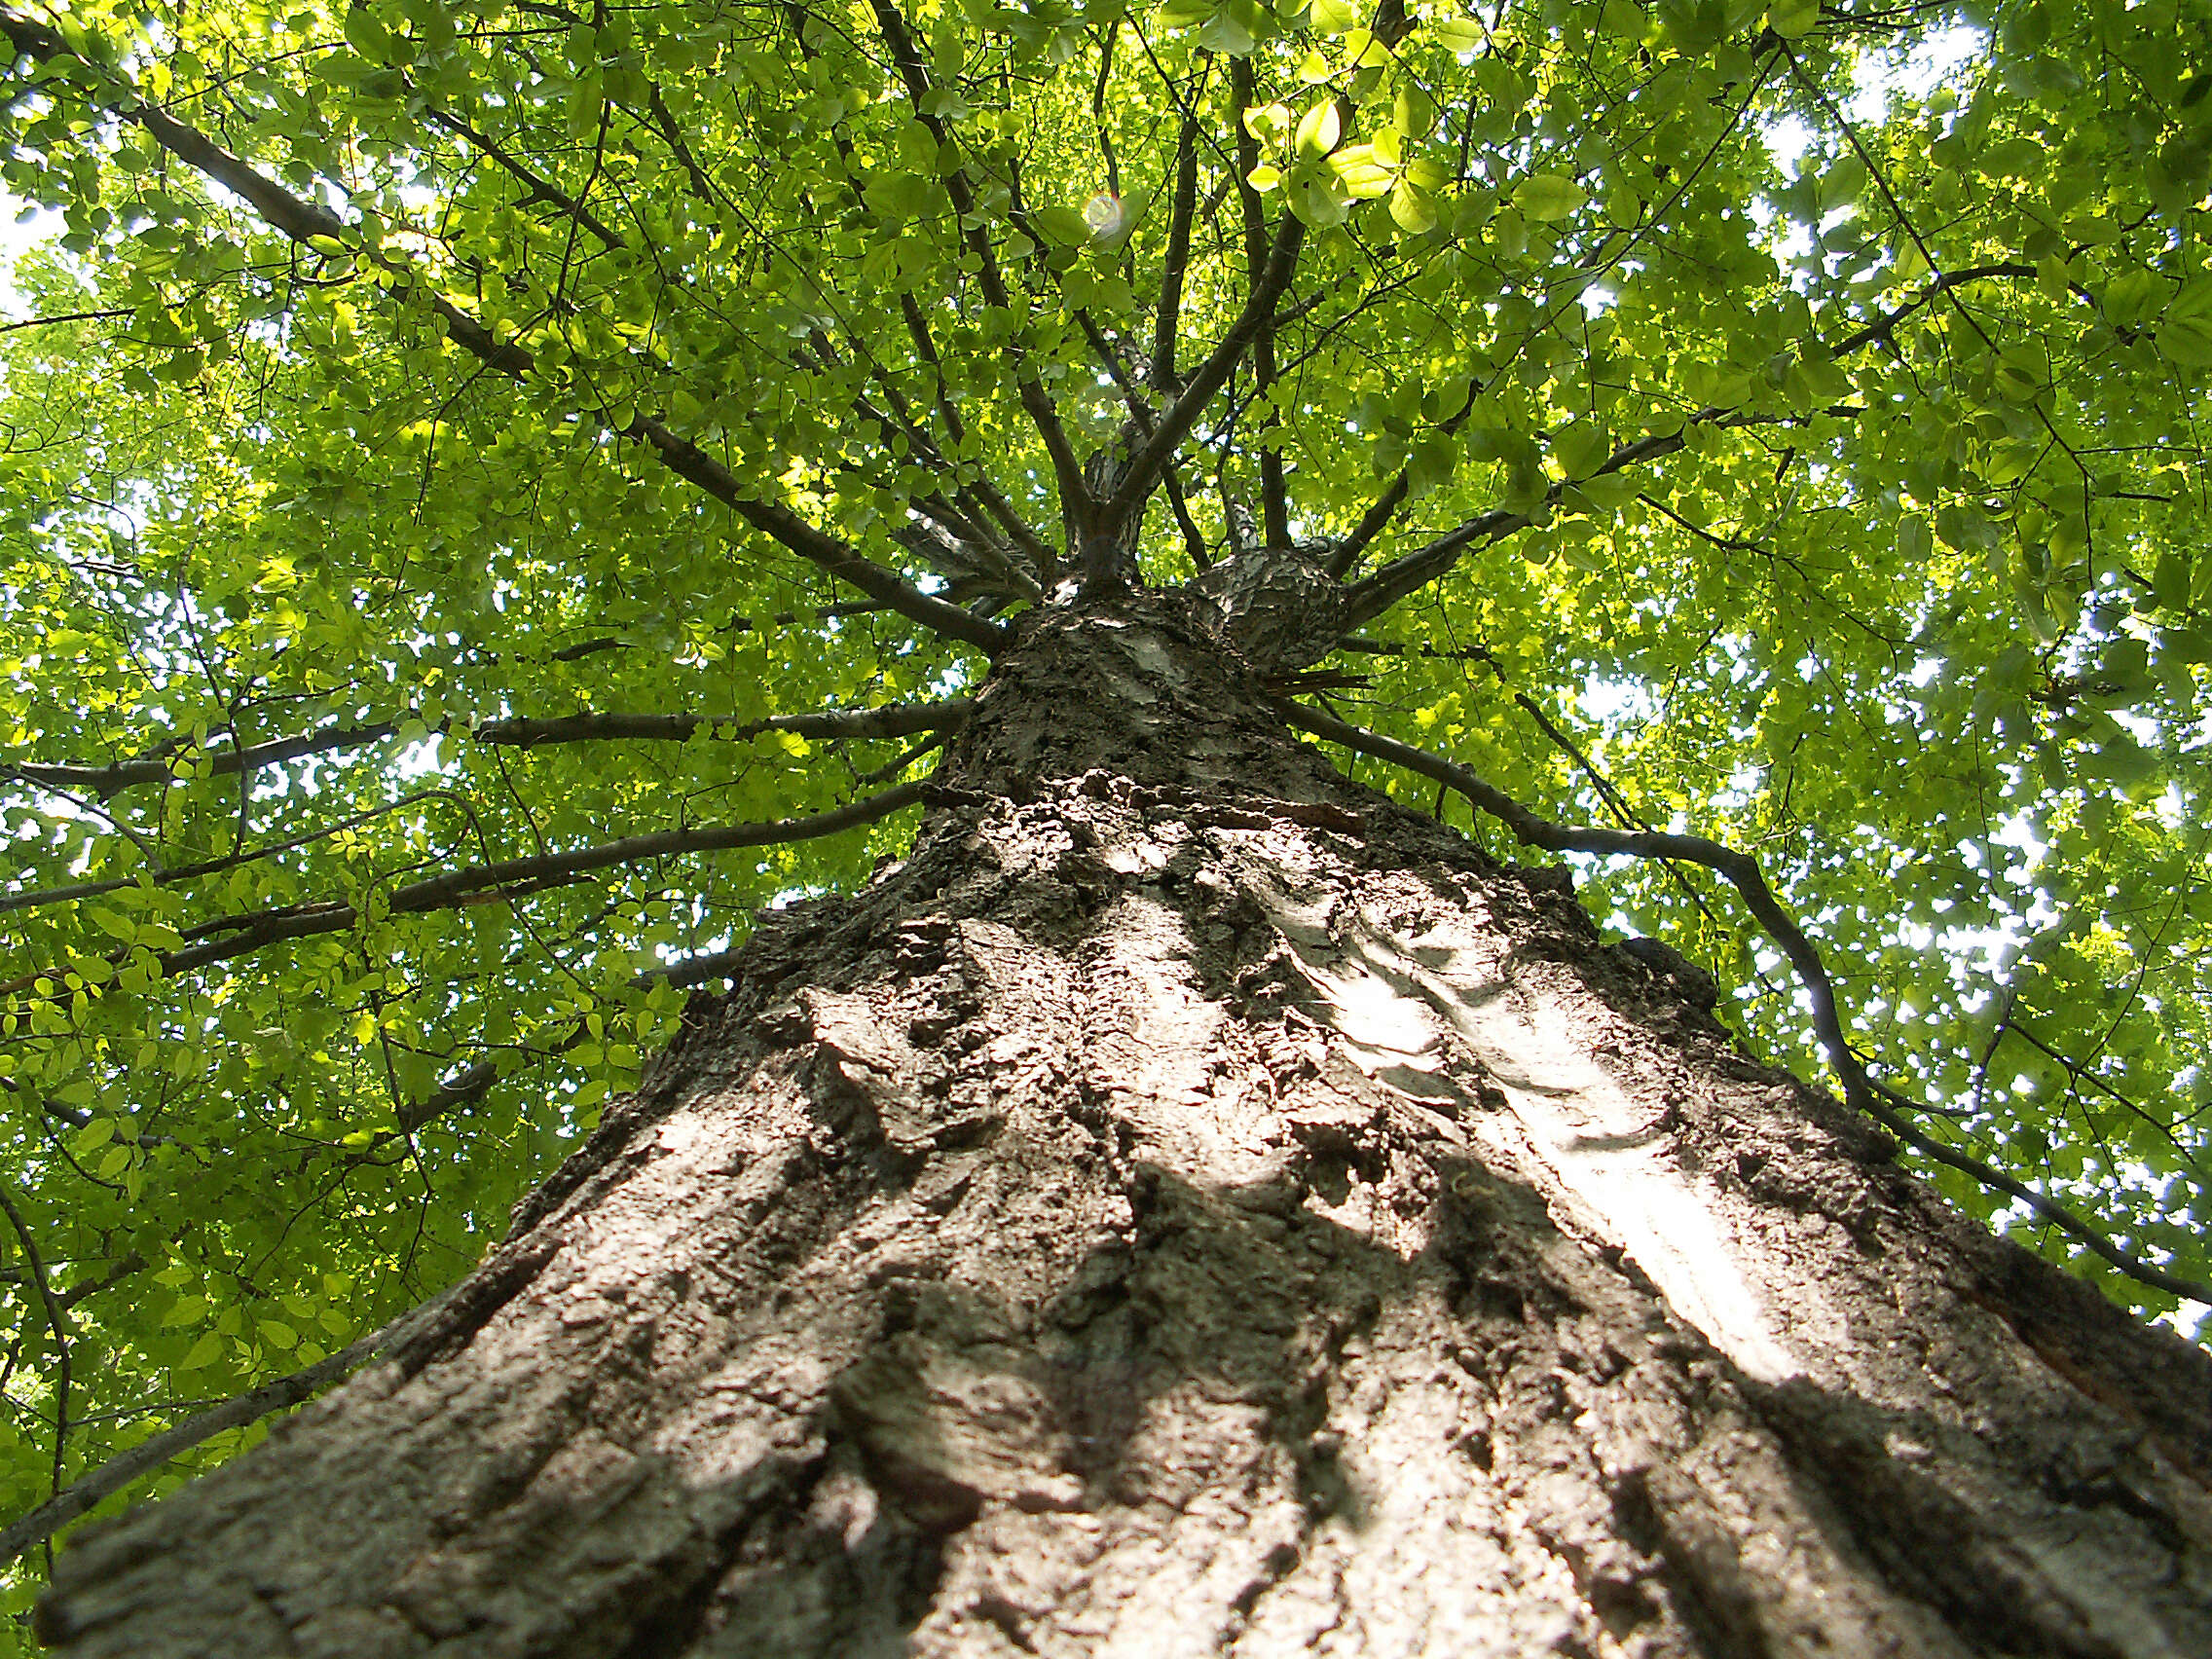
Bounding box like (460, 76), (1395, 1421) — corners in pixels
(36, 598), (2212, 1658)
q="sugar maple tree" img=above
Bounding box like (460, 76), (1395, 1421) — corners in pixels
(0, 0), (2210, 1632)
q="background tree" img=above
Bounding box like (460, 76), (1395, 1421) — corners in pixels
(0, 0), (2210, 1650)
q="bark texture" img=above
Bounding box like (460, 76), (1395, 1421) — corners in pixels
(37, 598), (2212, 1657)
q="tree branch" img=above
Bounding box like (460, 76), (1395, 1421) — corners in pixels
(8, 783), (927, 999)
(1277, 699), (2212, 1308)
(864, 0), (1089, 530)
(0, 1187), (72, 1520)
(0, 1280), (464, 1568)
(1152, 98), (1201, 392)
(415, 96), (623, 250)
(1230, 55), (1290, 549)
(1106, 214), (1304, 533)
(0, 8), (1004, 657)
(6, 699), (971, 805)
(1163, 463), (1211, 569)
(1341, 401), (1862, 634)
(396, 939), (754, 1132)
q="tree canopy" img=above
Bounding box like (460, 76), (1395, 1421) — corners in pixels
(0, 0), (2209, 1619)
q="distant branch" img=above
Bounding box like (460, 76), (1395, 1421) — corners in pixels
(415, 97), (622, 249)
(396, 940), (752, 1132)
(1829, 261), (2041, 356)
(865, 0), (1089, 529)
(1330, 52), (1779, 584)
(0, 1187), (72, 1516)
(1108, 215), (1304, 532)
(1343, 398), (1871, 633)
(0, 307), (133, 335)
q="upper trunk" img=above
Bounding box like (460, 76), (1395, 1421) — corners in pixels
(36, 598), (2212, 1657)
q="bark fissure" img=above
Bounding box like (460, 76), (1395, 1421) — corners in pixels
(34, 603), (2212, 1657)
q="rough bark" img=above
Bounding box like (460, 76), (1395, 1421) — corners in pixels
(36, 598), (2212, 1658)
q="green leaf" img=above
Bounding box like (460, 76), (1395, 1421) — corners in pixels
(1393, 83), (1438, 139)
(863, 171), (938, 220)
(176, 1334), (226, 1371)
(1553, 423), (1609, 479)
(1031, 204), (1091, 245)
(1387, 179), (1437, 232)
(1514, 171), (1587, 221)
(1899, 513), (1933, 564)
(342, 8), (393, 62)
(1601, 0), (1646, 41)
(2157, 314), (2212, 369)
(1331, 145), (1395, 200)
(1193, 5), (1255, 54)
(1287, 169), (1349, 227)
(1295, 98), (1343, 159)
(1766, 0), (1819, 37)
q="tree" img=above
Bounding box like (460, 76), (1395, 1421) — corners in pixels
(1, 0), (2210, 1648)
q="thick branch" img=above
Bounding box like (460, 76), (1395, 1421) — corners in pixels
(0, 1283), (462, 1568)
(633, 433), (1005, 652)
(0, 10), (1003, 656)
(864, 0), (1088, 527)
(1106, 214), (1304, 532)
(1325, 475), (1411, 578)
(12, 784), (925, 998)
(1152, 101), (1201, 392)
(1278, 699), (2212, 1308)
(1164, 464), (1211, 569)
(7, 699), (971, 805)
(1342, 508), (1528, 633)
(1229, 57), (1290, 550)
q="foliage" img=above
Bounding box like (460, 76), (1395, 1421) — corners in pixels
(0, 0), (2207, 1626)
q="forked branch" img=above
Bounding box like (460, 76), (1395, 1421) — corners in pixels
(1107, 215), (1305, 532)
